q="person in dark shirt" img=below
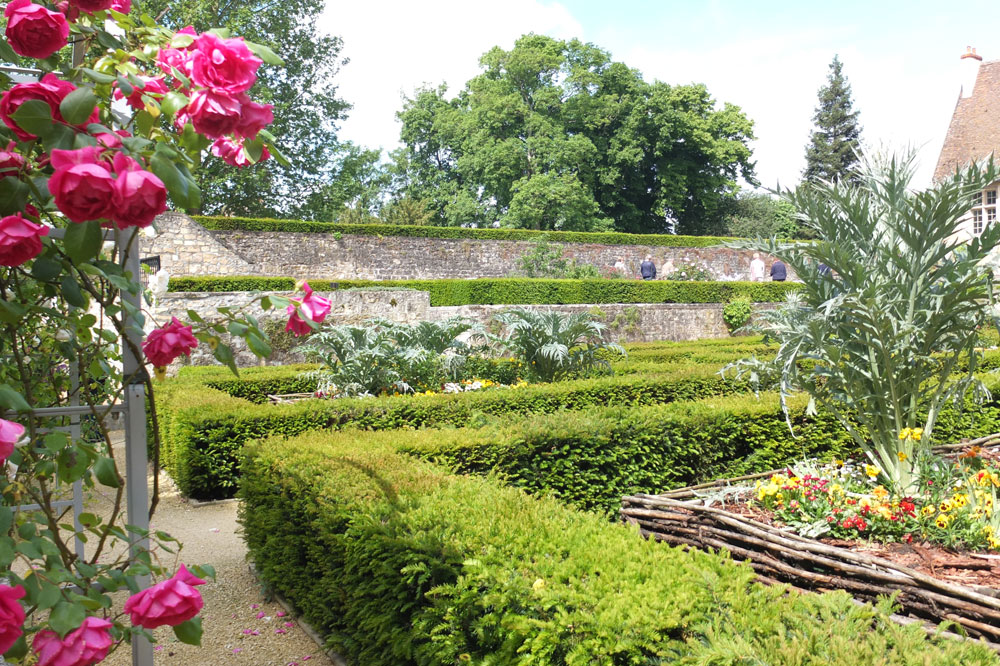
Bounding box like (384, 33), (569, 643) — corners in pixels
(640, 255), (656, 280)
(770, 259), (787, 282)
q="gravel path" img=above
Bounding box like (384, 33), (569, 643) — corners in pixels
(93, 434), (339, 666)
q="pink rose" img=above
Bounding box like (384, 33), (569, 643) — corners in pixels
(113, 76), (168, 110)
(234, 96), (273, 140)
(0, 74), (97, 142)
(189, 32), (261, 94)
(109, 0), (129, 12)
(33, 616), (113, 666)
(69, 0), (113, 13)
(0, 214), (48, 266)
(4, 0), (70, 59)
(143, 317), (198, 367)
(158, 47), (194, 83)
(0, 583), (25, 654)
(111, 169), (167, 229)
(48, 149), (115, 223)
(285, 282), (331, 337)
(0, 141), (25, 178)
(210, 137), (270, 167)
(124, 564), (205, 629)
(186, 90), (241, 139)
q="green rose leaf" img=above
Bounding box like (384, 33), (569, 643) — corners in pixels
(94, 457), (121, 488)
(0, 176), (30, 216)
(63, 219), (103, 265)
(173, 617), (203, 646)
(10, 100), (53, 137)
(59, 88), (98, 126)
(49, 601), (86, 638)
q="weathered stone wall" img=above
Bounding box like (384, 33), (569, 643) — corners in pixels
(142, 213), (796, 282)
(153, 289), (770, 368)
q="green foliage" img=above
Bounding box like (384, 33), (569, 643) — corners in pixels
(722, 192), (811, 240)
(393, 34), (755, 234)
(728, 153), (1000, 493)
(168, 275), (800, 305)
(487, 309), (623, 382)
(240, 432), (1000, 665)
(193, 214), (737, 246)
(513, 237), (601, 278)
(722, 297), (754, 332)
(803, 55), (863, 185)
(663, 261), (711, 281)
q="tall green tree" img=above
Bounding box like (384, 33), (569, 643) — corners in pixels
(394, 34), (755, 235)
(144, 0), (351, 217)
(803, 55), (863, 184)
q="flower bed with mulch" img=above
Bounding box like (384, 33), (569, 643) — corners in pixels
(621, 435), (1000, 647)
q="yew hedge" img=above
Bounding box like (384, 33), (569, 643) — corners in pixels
(239, 432), (998, 665)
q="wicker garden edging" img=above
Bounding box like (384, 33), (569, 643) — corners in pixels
(621, 435), (1000, 646)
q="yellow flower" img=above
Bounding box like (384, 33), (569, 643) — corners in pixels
(832, 458), (844, 468)
(877, 506), (893, 520)
(921, 505), (936, 516)
(911, 428), (922, 441)
(864, 465), (879, 479)
(938, 499), (954, 513)
(935, 514), (952, 528)
(898, 428), (911, 441)
(897, 451), (908, 462)
(830, 483), (844, 495)
(952, 493), (968, 508)
(989, 535), (1000, 550)
(872, 486), (889, 500)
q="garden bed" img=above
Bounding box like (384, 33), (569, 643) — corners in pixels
(621, 436), (1000, 646)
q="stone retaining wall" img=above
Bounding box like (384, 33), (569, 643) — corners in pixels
(152, 289), (768, 368)
(142, 213), (795, 282)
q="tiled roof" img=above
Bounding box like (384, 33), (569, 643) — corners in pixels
(934, 60), (1000, 182)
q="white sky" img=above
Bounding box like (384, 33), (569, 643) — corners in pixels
(320, 0), (997, 191)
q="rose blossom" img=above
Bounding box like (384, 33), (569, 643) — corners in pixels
(69, 0), (113, 14)
(0, 214), (48, 266)
(189, 32), (261, 94)
(234, 96), (273, 140)
(0, 583), (25, 654)
(4, 0), (70, 59)
(33, 616), (113, 666)
(143, 317), (198, 367)
(111, 163), (167, 229)
(186, 89), (241, 139)
(285, 282), (331, 337)
(210, 137), (270, 167)
(109, 0), (129, 12)
(48, 148), (114, 223)
(0, 141), (25, 178)
(113, 76), (169, 110)
(0, 74), (97, 142)
(124, 564), (205, 629)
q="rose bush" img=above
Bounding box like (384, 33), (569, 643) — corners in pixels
(0, 0), (290, 662)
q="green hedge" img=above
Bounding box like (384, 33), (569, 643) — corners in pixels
(194, 214), (738, 247)
(167, 276), (799, 305)
(240, 432), (997, 665)
(156, 365), (758, 499)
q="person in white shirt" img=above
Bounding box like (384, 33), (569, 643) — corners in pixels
(749, 253), (765, 282)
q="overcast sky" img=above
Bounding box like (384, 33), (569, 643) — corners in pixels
(319, 0), (998, 190)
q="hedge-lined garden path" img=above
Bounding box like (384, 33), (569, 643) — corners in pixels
(94, 432), (337, 666)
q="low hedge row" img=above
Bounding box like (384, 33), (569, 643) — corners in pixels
(156, 366), (758, 499)
(166, 276), (800, 305)
(240, 432), (997, 665)
(194, 214), (737, 247)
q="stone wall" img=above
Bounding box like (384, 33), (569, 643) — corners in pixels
(153, 289), (769, 368)
(142, 213), (795, 282)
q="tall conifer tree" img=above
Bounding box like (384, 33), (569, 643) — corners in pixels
(803, 56), (863, 184)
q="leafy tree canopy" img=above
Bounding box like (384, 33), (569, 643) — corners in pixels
(144, 0), (351, 218)
(803, 55), (863, 184)
(393, 34), (756, 235)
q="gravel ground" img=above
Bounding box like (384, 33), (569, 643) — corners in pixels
(89, 434), (340, 666)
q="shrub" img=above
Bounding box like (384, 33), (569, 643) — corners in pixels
(194, 214), (737, 246)
(239, 432), (998, 665)
(167, 276), (800, 306)
(723, 297), (754, 332)
(664, 261), (712, 281)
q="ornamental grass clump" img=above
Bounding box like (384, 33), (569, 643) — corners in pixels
(726, 153), (1000, 494)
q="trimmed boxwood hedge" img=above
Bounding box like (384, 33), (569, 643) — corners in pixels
(239, 431), (999, 665)
(195, 214), (737, 247)
(167, 276), (800, 305)
(156, 365), (758, 499)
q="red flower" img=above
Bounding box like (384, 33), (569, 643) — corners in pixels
(186, 89), (242, 139)
(285, 282), (331, 337)
(0, 583), (25, 654)
(124, 564), (205, 629)
(0, 214), (48, 266)
(0, 74), (98, 142)
(113, 76), (169, 110)
(143, 317), (198, 367)
(69, 0), (113, 13)
(4, 0), (69, 59)
(189, 32), (261, 94)
(0, 141), (26, 178)
(110, 155), (166, 229)
(33, 616), (113, 666)
(48, 148), (114, 223)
